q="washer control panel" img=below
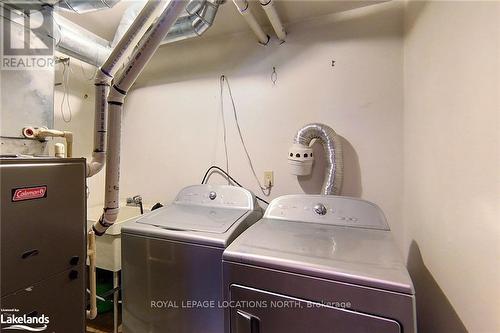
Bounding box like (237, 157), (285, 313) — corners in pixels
(264, 195), (389, 230)
(175, 184), (256, 210)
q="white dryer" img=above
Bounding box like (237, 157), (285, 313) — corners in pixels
(223, 195), (416, 333)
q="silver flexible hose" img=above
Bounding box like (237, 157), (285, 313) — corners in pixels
(294, 123), (343, 195)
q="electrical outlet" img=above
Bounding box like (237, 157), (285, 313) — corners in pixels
(264, 171), (274, 187)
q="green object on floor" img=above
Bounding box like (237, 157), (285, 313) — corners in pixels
(96, 282), (113, 313)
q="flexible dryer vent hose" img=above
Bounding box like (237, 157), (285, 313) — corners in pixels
(293, 123), (343, 195)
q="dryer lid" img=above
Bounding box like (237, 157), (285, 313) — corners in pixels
(137, 203), (248, 233)
(224, 219), (414, 294)
(224, 195), (413, 294)
(264, 195), (389, 230)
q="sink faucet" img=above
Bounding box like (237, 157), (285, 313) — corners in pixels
(126, 195), (144, 214)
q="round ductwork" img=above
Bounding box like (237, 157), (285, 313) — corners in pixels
(289, 123), (343, 195)
(56, 0), (121, 14)
(288, 143), (314, 176)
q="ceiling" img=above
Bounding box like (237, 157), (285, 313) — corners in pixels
(58, 0), (385, 42)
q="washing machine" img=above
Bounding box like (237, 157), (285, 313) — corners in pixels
(223, 194), (416, 333)
(121, 184), (263, 333)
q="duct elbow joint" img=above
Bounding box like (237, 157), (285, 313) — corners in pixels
(92, 207), (119, 236)
(108, 85), (127, 104)
(95, 68), (112, 85)
(87, 308), (97, 320)
(288, 143), (314, 176)
(289, 123), (343, 195)
(192, 17), (210, 36)
(87, 152), (105, 177)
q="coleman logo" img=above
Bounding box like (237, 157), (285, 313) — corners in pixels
(12, 186), (47, 202)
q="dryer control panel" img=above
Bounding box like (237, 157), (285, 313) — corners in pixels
(175, 184), (256, 210)
(264, 195), (389, 230)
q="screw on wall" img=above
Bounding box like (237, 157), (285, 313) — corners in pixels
(331, 60), (336, 67)
(271, 66), (277, 85)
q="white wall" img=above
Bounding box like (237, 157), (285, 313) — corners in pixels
(53, 59), (106, 207)
(403, 1), (500, 332)
(54, 0), (404, 253)
(119, 1), (405, 242)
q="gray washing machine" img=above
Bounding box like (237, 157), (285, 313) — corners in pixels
(223, 195), (416, 333)
(121, 184), (263, 333)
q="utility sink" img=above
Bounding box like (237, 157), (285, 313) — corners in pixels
(87, 205), (145, 272)
(87, 205), (144, 235)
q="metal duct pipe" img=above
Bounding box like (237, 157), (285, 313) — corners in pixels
(163, 0), (220, 43)
(288, 123), (343, 195)
(53, 13), (111, 67)
(2, 6), (113, 67)
(232, 0), (269, 45)
(57, 0), (121, 13)
(259, 0), (286, 42)
(112, 0), (221, 46)
(87, 0), (166, 178)
(186, 0), (207, 15)
(53, 0), (220, 68)
(92, 0), (187, 236)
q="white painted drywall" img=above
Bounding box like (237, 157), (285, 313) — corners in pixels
(404, 1), (500, 332)
(118, 1), (405, 244)
(54, 1), (405, 243)
(53, 58), (106, 207)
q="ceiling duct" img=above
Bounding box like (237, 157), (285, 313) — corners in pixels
(163, 0), (219, 43)
(51, 0), (222, 66)
(53, 13), (112, 66)
(112, 0), (221, 46)
(56, 0), (121, 13)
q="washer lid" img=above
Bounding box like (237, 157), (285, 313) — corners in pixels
(137, 203), (248, 234)
(137, 184), (256, 233)
(174, 184), (256, 210)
